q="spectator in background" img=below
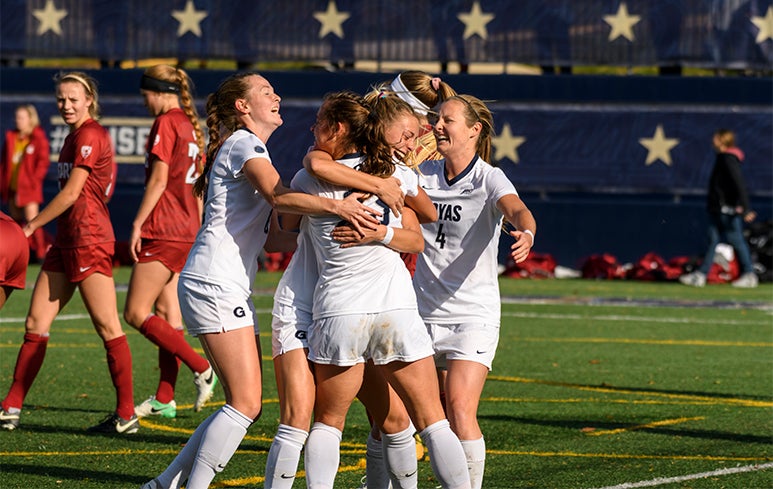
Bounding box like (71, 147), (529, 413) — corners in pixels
(0, 211), (28, 310)
(430, 1), (468, 74)
(1, 104), (51, 262)
(124, 65), (218, 421)
(0, 72), (137, 434)
(679, 129), (758, 288)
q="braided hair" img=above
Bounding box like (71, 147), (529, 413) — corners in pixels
(193, 72), (256, 198)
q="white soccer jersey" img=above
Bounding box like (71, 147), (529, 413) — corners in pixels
(298, 155), (418, 319)
(272, 170), (319, 313)
(393, 161), (419, 198)
(181, 129), (273, 296)
(414, 157), (518, 325)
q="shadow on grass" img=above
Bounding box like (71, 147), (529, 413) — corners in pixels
(0, 462), (150, 487)
(11, 422), (194, 445)
(480, 414), (773, 445)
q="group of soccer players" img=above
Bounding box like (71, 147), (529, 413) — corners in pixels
(0, 66), (536, 489)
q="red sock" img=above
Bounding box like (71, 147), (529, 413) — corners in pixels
(104, 335), (134, 420)
(155, 329), (182, 404)
(140, 315), (209, 374)
(2, 333), (49, 411)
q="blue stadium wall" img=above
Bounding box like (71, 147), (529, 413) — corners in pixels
(1, 68), (771, 268)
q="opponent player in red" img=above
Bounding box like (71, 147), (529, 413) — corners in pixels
(124, 65), (217, 420)
(0, 72), (137, 434)
(0, 211), (29, 310)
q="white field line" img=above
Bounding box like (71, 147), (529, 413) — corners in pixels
(501, 310), (769, 326)
(1, 309), (768, 327)
(589, 462), (773, 489)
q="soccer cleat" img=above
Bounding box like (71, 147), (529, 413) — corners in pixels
(0, 407), (20, 431)
(193, 365), (218, 412)
(139, 478), (161, 489)
(87, 412), (139, 434)
(678, 271), (706, 287)
(731, 272), (758, 288)
(135, 396), (177, 419)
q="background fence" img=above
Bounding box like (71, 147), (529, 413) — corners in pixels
(2, 0), (772, 70)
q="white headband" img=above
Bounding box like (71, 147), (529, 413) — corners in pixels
(390, 75), (430, 116)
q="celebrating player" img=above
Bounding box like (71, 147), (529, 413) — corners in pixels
(414, 95), (536, 488)
(265, 91), (437, 488)
(296, 91), (470, 489)
(141, 73), (378, 489)
(0, 72), (137, 434)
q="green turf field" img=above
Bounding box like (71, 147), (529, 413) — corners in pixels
(1, 267), (771, 488)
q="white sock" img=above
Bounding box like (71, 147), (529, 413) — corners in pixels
(305, 422), (342, 489)
(155, 409), (218, 488)
(365, 432), (391, 489)
(186, 404), (253, 489)
(460, 438), (486, 489)
(265, 424), (309, 488)
(419, 420), (471, 489)
(382, 426), (417, 489)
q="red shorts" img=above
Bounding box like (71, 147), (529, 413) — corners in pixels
(137, 239), (193, 273)
(42, 242), (114, 283)
(0, 218), (29, 289)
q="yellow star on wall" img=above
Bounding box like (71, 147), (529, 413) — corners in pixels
(751, 6), (773, 43)
(172, 0), (208, 37)
(603, 2), (641, 42)
(313, 0), (351, 39)
(32, 0), (68, 36)
(491, 124), (526, 164)
(458, 1), (495, 40)
(639, 125), (679, 166)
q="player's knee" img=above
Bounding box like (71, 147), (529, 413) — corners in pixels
(122, 306), (145, 329)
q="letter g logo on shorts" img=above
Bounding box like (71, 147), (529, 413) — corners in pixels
(233, 306), (246, 318)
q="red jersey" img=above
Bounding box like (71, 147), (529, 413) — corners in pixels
(141, 108), (201, 242)
(55, 119), (116, 248)
(1, 125), (50, 206)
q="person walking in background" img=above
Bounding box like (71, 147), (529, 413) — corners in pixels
(679, 129), (758, 288)
(0, 211), (29, 310)
(124, 65), (217, 421)
(0, 72), (137, 434)
(1, 104), (51, 262)
(414, 95), (536, 489)
(141, 72), (379, 489)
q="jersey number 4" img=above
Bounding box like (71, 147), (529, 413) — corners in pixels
(435, 223), (447, 249)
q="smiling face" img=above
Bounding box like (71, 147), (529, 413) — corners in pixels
(433, 99), (480, 160)
(241, 75), (282, 137)
(385, 111), (420, 158)
(57, 81), (93, 129)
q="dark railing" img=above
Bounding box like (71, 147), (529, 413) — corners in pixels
(2, 0), (772, 70)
